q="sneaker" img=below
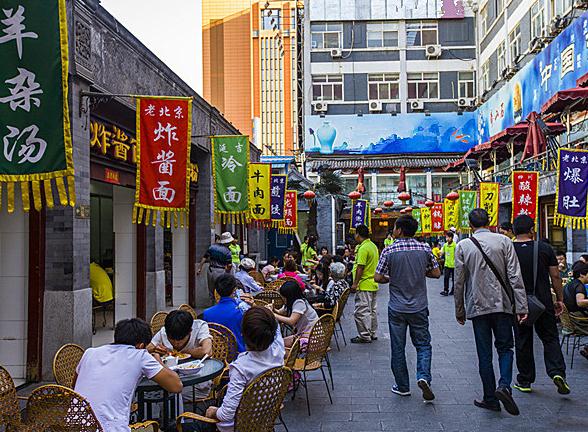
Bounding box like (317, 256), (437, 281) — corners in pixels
(350, 336), (371, 344)
(371, 335), (378, 341)
(440, 291), (449, 296)
(494, 387), (520, 416)
(448, 291), (454, 295)
(474, 399), (501, 412)
(391, 385), (411, 396)
(552, 375), (570, 395)
(513, 382), (532, 393)
(417, 379), (435, 402)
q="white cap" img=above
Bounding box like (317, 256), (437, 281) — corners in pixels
(219, 232), (234, 244)
(240, 257), (256, 270)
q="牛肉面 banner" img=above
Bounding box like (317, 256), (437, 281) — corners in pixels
(134, 97), (192, 228)
(512, 171), (539, 223)
(0, 0), (75, 212)
(248, 163), (271, 224)
(479, 183), (499, 228)
(270, 174), (287, 227)
(555, 148), (588, 229)
(279, 190), (297, 234)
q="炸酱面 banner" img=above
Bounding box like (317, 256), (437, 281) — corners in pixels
(412, 208), (422, 234)
(248, 163), (271, 224)
(270, 174), (287, 227)
(351, 199), (369, 232)
(420, 207), (432, 234)
(479, 183), (499, 228)
(444, 198), (459, 231)
(431, 203), (444, 234)
(211, 135), (250, 224)
(134, 97), (192, 228)
(279, 190), (297, 234)
(512, 171), (539, 223)
(0, 0), (74, 212)
(555, 148), (588, 229)
(458, 190), (477, 231)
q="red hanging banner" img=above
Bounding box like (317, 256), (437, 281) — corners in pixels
(134, 97), (192, 228)
(431, 203), (444, 234)
(512, 171), (539, 222)
(279, 190), (298, 234)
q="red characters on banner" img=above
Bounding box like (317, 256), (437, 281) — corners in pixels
(512, 171), (539, 221)
(280, 190), (298, 233)
(431, 203), (444, 234)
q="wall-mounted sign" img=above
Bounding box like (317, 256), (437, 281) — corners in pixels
(104, 168), (120, 185)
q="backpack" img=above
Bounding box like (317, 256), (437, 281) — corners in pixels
(564, 279), (581, 313)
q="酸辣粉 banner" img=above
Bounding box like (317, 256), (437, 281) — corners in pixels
(512, 171), (539, 224)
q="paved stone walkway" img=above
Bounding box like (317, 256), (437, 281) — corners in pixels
(281, 278), (588, 432)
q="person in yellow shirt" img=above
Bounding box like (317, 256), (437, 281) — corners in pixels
(351, 224), (380, 343)
(432, 241), (441, 259)
(440, 232), (456, 296)
(384, 232), (394, 248)
(90, 262), (113, 303)
(229, 236), (242, 267)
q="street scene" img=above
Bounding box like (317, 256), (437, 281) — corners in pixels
(2, 0), (588, 431)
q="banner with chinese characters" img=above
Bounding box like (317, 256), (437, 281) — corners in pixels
(134, 97), (192, 228)
(350, 199), (369, 233)
(270, 174), (287, 227)
(458, 190), (477, 231)
(211, 135), (250, 224)
(444, 199), (459, 231)
(479, 183), (499, 228)
(412, 208), (422, 234)
(512, 171), (539, 223)
(420, 207), (432, 234)
(431, 203), (444, 234)
(0, 0), (74, 213)
(248, 163), (271, 224)
(279, 190), (297, 234)
(555, 148), (588, 228)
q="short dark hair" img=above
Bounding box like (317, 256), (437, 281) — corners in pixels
(335, 247), (345, 257)
(581, 254), (588, 263)
(394, 215), (418, 237)
(215, 273), (237, 297)
(572, 260), (588, 279)
(332, 254), (344, 264)
(242, 307), (277, 351)
(469, 208), (489, 228)
(445, 231), (454, 237)
(500, 221), (513, 231)
(164, 310), (193, 340)
(355, 224), (370, 238)
(512, 214), (534, 235)
(556, 250), (566, 257)
(114, 318), (152, 346)
(284, 259), (297, 272)
(269, 256), (279, 264)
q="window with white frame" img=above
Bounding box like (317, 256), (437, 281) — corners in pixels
(481, 61), (490, 92)
(531, 1), (545, 40)
(495, 0), (504, 16)
(311, 22), (343, 49)
(312, 75), (343, 101)
(366, 22), (399, 48)
(509, 24), (521, 62)
(368, 73), (400, 100)
(480, 5), (488, 35)
(552, 0), (573, 17)
(458, 72), (475, 98)
(407, 72), (439, 99)
(406, 21), (438, 46)
(497, 42), (506, 76)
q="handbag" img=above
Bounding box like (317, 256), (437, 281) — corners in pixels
(524, 241), (546, 327)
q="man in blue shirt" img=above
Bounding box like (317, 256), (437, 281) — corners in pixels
(202, 274), (247, 352)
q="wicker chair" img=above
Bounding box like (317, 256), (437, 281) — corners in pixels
(178, 304), (198, 320)
(177, 366), (292, 432)
(253, 298), (269, 307)
(208, 323), (239, 363)
(292, 314), (335, 416)
(52, 343), (84, 388)
(0, 365), (35, 431)
(150, 311), (168, 335)
(569, 312), (588, 369)
(265, 279), (287, 291)
(334, 287), (351, 346)
(249, 270), (266, 287)
(285, 337), (301, 369)
(130, 420), (160, 431)
(254, 290), (285, 310)
(560, 304), (575, 354)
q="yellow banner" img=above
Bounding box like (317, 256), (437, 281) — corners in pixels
(248, 163), (271, 222)
(479, 182), (499, 227)
(444, 198), (459, 231)
(421, 207), (432, 234)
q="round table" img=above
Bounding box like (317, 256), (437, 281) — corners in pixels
(135, 358), (225, 430)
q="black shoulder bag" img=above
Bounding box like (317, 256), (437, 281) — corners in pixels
(523, 241), (546, 326)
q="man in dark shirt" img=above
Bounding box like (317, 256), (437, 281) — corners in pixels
(511, 215), (569, 395)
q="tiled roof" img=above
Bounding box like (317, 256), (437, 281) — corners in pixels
(307, 156), (461, 170)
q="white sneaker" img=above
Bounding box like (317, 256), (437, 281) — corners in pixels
(391, 385), (411, 396)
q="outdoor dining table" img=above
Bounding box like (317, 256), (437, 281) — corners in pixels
(135, 358), (224, 430)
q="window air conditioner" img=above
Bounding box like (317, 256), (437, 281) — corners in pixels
(368, 100), (382, 112)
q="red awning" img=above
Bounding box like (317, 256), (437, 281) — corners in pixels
(577, 72), (588, 88)
(541, 87), (588, 114)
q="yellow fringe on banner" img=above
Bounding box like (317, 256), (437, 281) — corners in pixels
(7, 182), (14, 213)
(56, 177), (68, 206)
(43, 179), (54, 208)
(138, 207), (144, 224)
(184, 211), (189, 228)
(21, 182), (30, 212)
(31, 181), (42, 211)
(132, 206), (138, 224)
(166, 211), (171, 229)
(67, 176), (76, 206)
(179, 211), (184, 228)
(173, 212), (178, 229)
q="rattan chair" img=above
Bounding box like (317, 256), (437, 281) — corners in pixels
(52, 343), (84, 388)
(255, 290), (285, 309)
(285, 337), (301, 369)
(129, 420), (160, 431)
(569, 312), (588, 369)
(334, 287), (351, 346)
(292, 314), (335, 416)
(177, 366), (292, 432)
(265, 278), (288, 291)
(253, 298), (269, 307)
(178, 304), (198, 320)
(560, 304), (575, 354)
(0, 365), (35, 431)
(150, 311), (168, 335)
(249, 270), (266, 287)
(208, 323), (239, 363)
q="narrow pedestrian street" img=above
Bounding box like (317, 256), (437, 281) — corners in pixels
(282, 278), (588, 432)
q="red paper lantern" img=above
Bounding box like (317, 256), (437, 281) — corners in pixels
(398, 191), (411, 202)
(303, 190), (316, 200)
(425, 199), (435, 208)
(383, 200), (393, 208)
(374, 207), (383, 214)
(446, 191), (459, 201)
(348, 191), (361, 200)
(404, 206), (413, 212)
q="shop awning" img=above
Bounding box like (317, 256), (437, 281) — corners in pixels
(307, 156), (461, 171)
(577, 72), (588, 88)
(541, 87), (588, 114)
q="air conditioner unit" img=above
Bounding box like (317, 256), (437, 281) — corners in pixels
(425, 44), (442, 58)
(330, 48), (343, 58)
(457, 97), (475, 107)
(501, 66), (519, 80)
(312, 101), (328, 112)
(410, 100), (424, 111)
(368, 100), (382, 112)
(528, 37), (543, 54)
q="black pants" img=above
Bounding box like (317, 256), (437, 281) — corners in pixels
(443, 267), (454, 293)
(514, 309), (566, 385)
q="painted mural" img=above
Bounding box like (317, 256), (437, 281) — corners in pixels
(305, 112), (477, 155)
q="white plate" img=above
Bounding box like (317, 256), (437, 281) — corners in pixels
(173, 360), (205, 374)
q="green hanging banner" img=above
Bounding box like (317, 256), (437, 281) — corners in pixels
(412, 208), (422, 234)
(458, 190), (478, 232)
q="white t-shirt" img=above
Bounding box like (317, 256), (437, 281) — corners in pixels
(75, 344), (163, 432)
(151, 319), (211, 352)
(292, 299), (319, 337)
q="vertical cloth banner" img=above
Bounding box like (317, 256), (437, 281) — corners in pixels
(555, 148), (588, 228)
(431, 203), (444, 234)
(412, 208), (422, 234)
(0, 0), (75, 212)
(444, 199), (459, 231)
(512, 171), (539, 222)
(248, 163), (271, 223)
(479, 183), (499, 228)
(351, 199), (369, 232)
(270, 174), (287, 227)
(458, 190), (477, 231)
(134, 97), (192, 228)
(211, 136), (250, 224)
(279, 190), (297, 234)
(421, 207), (432, 234)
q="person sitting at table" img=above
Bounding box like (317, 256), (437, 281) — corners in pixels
(261, 256), (280, 281)
(74, 318), (182, 432)
(564, 260), (588, 359)
(235, 258), (263, 293)
(148, 310), (213, 401)
(313, 262), (348, 313)
(90, 262), (114, 303)
(203, 274), (248, 353)
(270, 281), (319, 348)
(277, 259), (305, 290)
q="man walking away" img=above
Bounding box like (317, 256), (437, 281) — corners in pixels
(454, 209), (528, 416)
(350, 224), (380, 344)
(375, 215), (441, 402)
(511, 215), (569, 395)
(440, 231), (456, 296)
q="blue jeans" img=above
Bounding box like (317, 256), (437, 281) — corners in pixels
(472, 313), (514, 404)
(388, 307), (432, 392)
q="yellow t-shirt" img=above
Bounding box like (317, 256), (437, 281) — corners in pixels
(90, 262), (113, 303)
(353, 239), (379, 292)
(384, 238), (394, 247)
(432, 247), (441, 258)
